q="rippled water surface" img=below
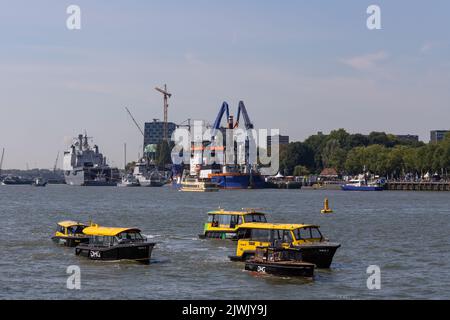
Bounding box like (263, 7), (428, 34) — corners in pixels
(0, 185), (449, 299)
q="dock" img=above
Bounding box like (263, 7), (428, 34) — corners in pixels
(386, 181), (450, 191)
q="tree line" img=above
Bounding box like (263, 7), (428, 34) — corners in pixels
(279, 129), (450, 178)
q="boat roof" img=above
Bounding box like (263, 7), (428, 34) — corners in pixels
(207, 209), (266, 216)
(82, 226), (141, 236)
(57, 221), (87, 228)
(238, 222), (318, 230)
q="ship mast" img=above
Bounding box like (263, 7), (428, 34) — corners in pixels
(0, 148), (4, 176)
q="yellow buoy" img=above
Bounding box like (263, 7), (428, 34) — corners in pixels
(321, 198), (333, 214)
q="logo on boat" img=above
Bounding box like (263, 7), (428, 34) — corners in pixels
(257, 266), (266, 273)
(89, 251), (101, 258)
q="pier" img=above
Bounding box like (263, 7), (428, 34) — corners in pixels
(386, 181), (450, 191)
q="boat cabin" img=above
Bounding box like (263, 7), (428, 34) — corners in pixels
(52, 221), (89, 247)
(75, 225), (155, 263)
(55, 221), (88, 237)
(81, 226), (146, 247)
(200, 209), (268, 239)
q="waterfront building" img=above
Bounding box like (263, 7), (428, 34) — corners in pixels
(430, 130), (450, 143)
(143, 119), (177, 149)
(395, 134), (419, 143)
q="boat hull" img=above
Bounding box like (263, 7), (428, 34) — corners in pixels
(229, 242), (340, 268)
(293, 243), (341, 268)
(51, 236), (89, 247)
(210, 174), (266, 189)
(65, 168), (119, 186)
(245, 261), (314, 277)
(341, 185), (383, 191)
(75, 242), (155, 264)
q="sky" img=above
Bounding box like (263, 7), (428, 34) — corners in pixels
(0, 0), (449, 169)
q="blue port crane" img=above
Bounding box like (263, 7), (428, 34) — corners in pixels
(211, 101), (254, 137)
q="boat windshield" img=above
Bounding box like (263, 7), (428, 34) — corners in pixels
(244, 214), (267, 223)
(293, 227), (323, 241)
(208, 214), (240, 228)
(117, 231), (144, 242)
(67, 225), (86, 235)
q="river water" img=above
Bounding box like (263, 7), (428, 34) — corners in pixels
(0, 185), (449, 299)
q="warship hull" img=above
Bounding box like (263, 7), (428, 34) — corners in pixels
(64, 168), (119, 186)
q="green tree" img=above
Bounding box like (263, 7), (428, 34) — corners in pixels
(293, 165), (310, 176)
(279, 142), (315, 175)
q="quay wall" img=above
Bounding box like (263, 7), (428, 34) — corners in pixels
(386, 182), (450, 191)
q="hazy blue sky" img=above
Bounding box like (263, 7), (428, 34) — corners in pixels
(0, 0), (449, 169)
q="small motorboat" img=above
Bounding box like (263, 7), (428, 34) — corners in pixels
(32, 177), (48, 187)
(117, 174), (140, 187)
(245, 246), (315, 278)
(51, 221), (89, 247)
(75, 224), (155, 264)
(198, 209), (267, 239)
(341, 174), (384, 191)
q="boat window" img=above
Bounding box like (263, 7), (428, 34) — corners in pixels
(230, 215), (239, 228)
(269, 229), (292, 243)
(91, 236), (106, 246)
(245, 214), (267, 223)
(251, 229), (271, 242)
(57, 225), (65, 234)
(207, 215), (214, 223)
(238, 216), (243, 225)
(310, 227), (323, 239)
(293, 227), (323, 241)
(117, 231), (144, 241)
(218, 215), (231, 226)
(282, 230), (293, 243)
(237, 228), (252, 239)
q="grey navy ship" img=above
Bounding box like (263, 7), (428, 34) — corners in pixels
(63, 133), (119, 186)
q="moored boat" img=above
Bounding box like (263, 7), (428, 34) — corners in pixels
(245, 246), (315, 278)
(180, 176), (219, 192)
(117, 174), (140, 187)
(229, 223), (340, 268)
(32, 177), (48, 187)
(199, 209), (267, 239)
(51, 221), (89, 247)
(341, 178), (384, 191)
(75, 225), (155, 264)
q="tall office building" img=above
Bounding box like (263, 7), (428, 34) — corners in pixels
(143, 120), (177, 149)
(430, 130), (450, 143)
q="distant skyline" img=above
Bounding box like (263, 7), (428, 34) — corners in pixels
(1, 0), (449, 169)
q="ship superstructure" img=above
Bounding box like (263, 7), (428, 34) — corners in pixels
(63, 133), (119, 186)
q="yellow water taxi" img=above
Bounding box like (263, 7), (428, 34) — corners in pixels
(229, 223), (340, 268)
(199, 209), (268, 239)
(75, 224), (156, 264)
(51, 221), (89, 247)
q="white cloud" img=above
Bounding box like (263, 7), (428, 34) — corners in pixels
(341, 51), (388, 71)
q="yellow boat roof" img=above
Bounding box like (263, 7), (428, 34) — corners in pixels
(238, 222), (318, 230)
(207, 209), (266, 216)
(82, 226), (141, 236)
(57, 221), (87, 228)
